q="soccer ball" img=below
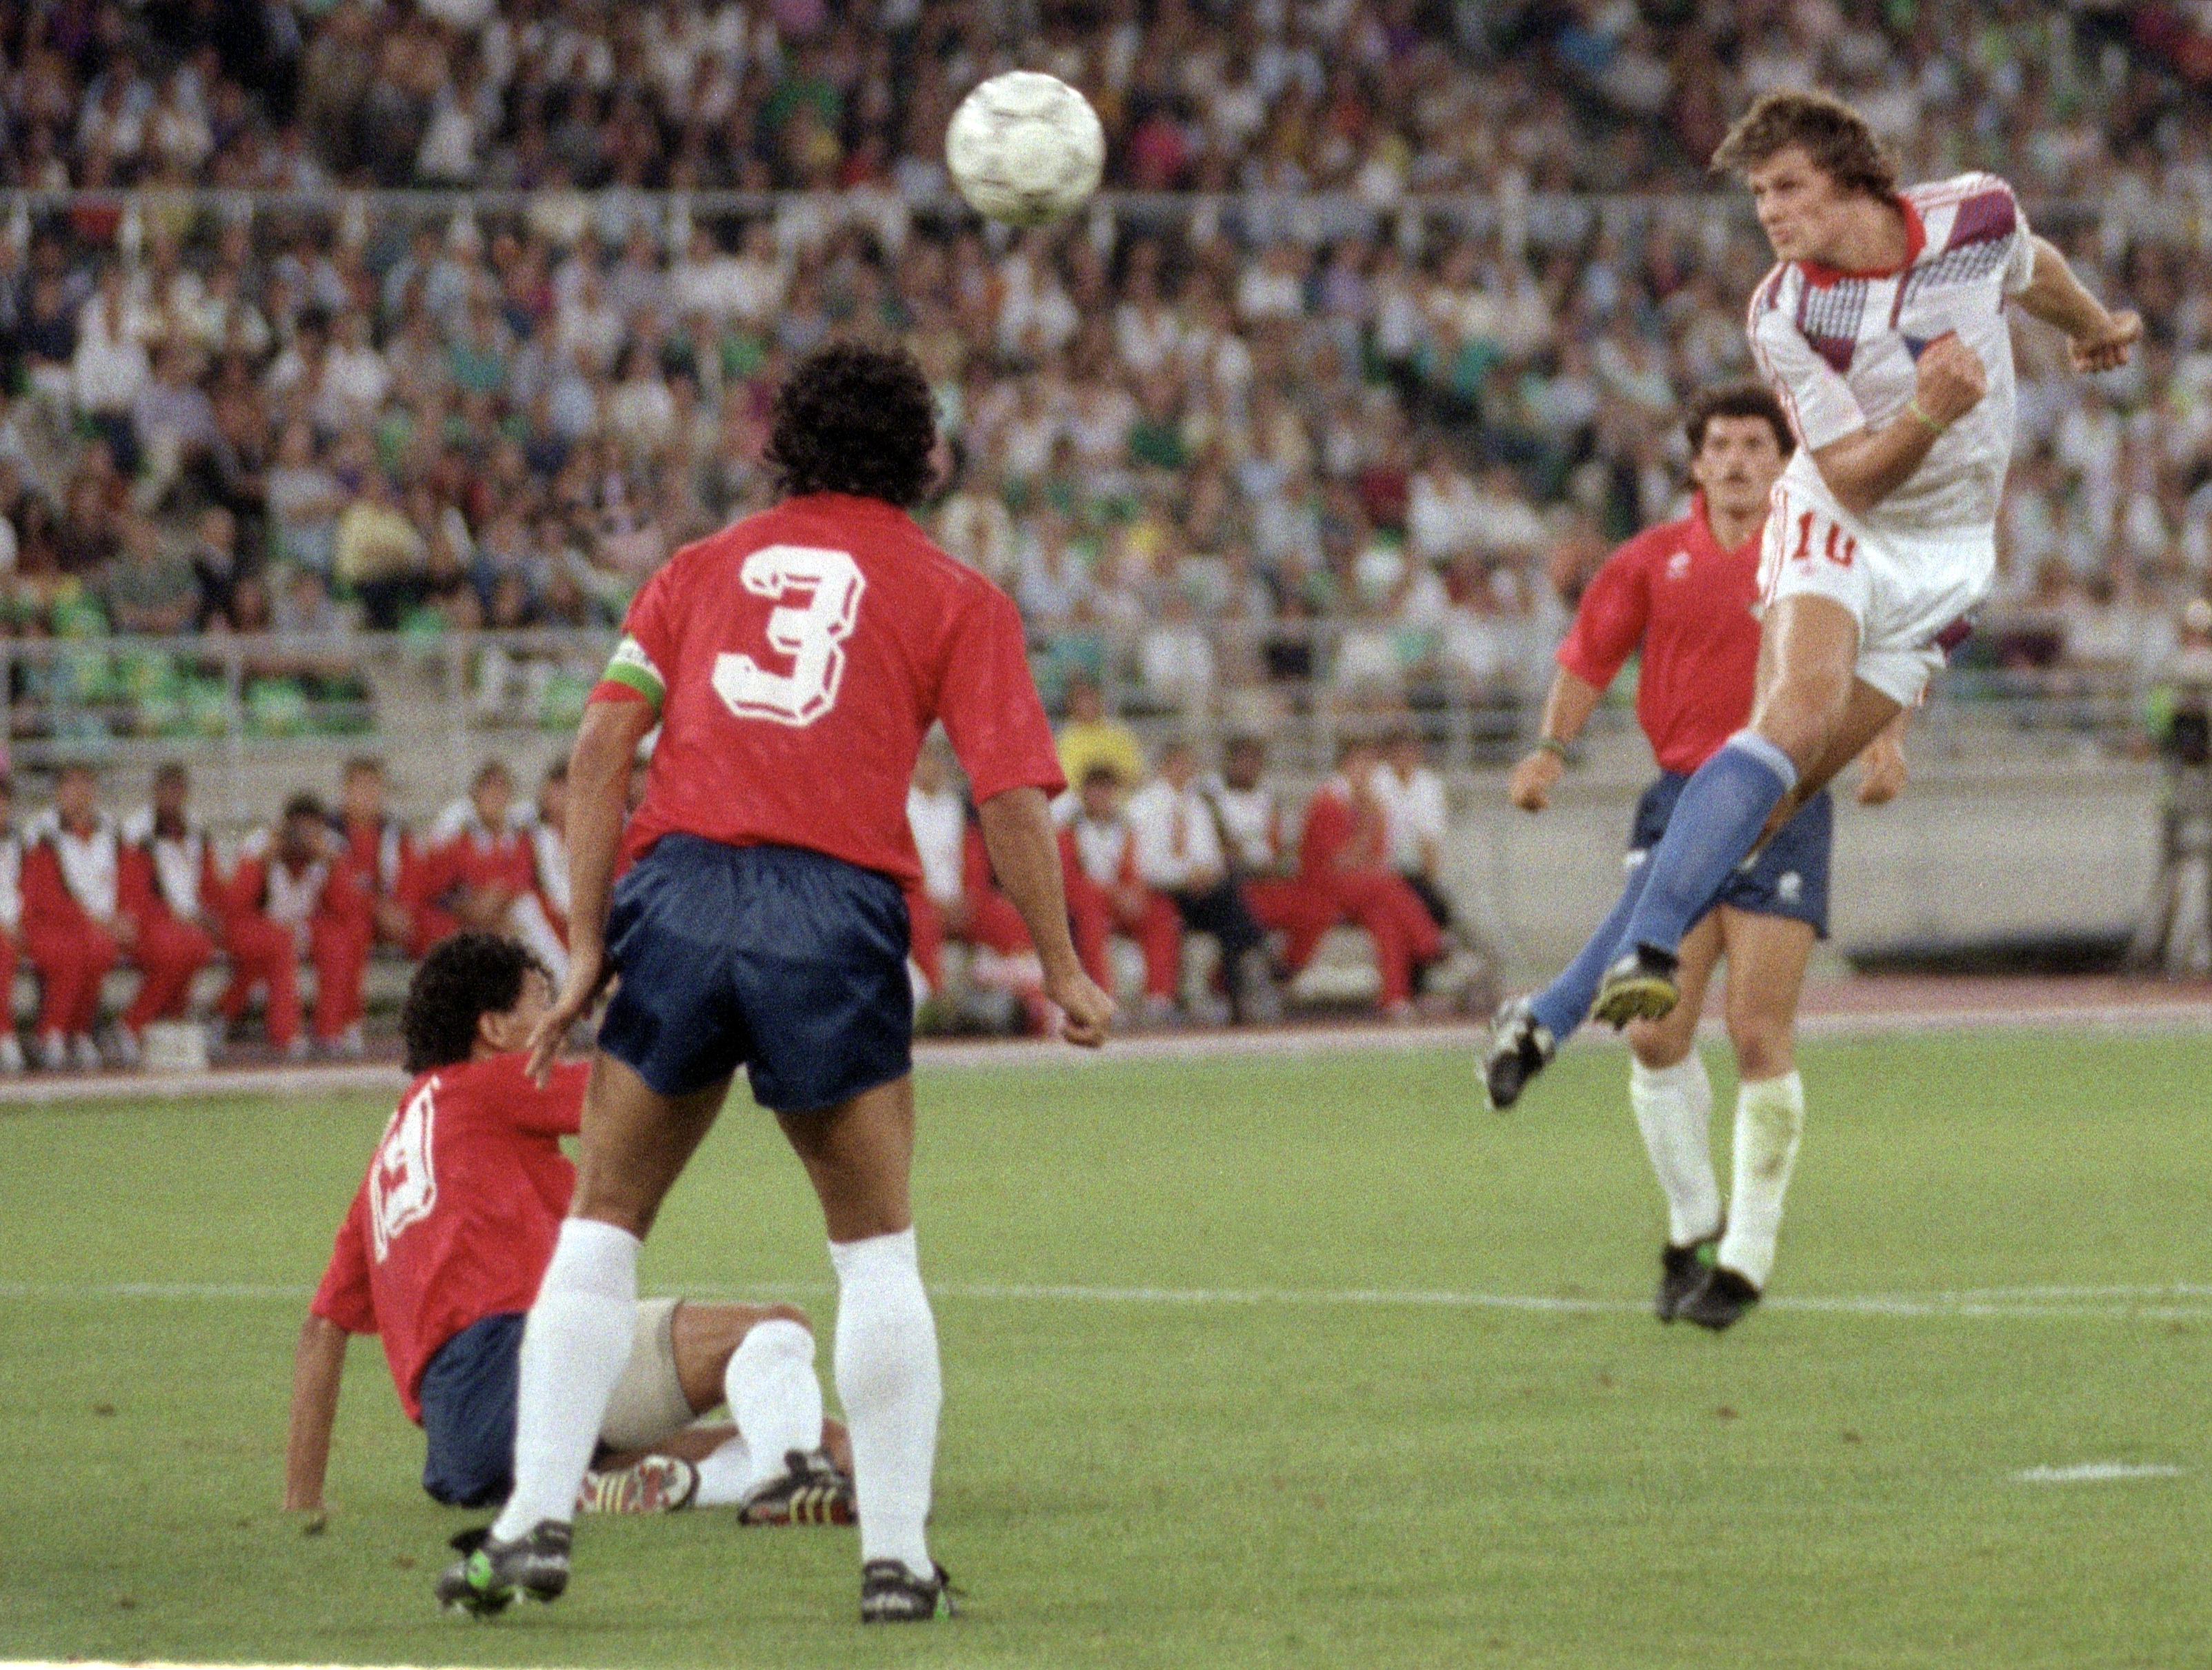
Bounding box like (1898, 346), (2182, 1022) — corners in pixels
(945, 71), (1105, 228)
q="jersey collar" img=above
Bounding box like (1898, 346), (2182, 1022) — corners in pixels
(1799, 195), (1924, 289)
(1688, 490), (1762, 559)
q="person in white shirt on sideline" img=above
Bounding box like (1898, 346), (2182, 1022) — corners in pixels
(1124, 740), (1277, 1024)
(0, 777), (26, 1073)
(1375, 726), (1453, 934)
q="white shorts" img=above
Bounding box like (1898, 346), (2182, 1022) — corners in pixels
(1758, 477), (1993, 707)
(598, 1296), (697, 1451)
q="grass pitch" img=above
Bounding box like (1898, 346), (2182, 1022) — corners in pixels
(1, 1031), (2206, 1669)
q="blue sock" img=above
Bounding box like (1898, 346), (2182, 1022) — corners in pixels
(1529, 853), (1655, 1043)
(1619, 733), (1797, 957)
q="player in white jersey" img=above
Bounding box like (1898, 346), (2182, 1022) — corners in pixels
(1594, 89), (2140, 1032)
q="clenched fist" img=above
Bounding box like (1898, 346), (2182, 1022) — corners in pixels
(1913, 332), (1986, 428)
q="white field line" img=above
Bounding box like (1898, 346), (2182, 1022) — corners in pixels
(1, 994), (2211, 1106)
(2015, 1463), (2187, 1483)
(5, 1276), (2212, 1322)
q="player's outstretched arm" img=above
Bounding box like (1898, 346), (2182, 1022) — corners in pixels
(526, 696), (657, 1081)
(1510, 670), (1604, 812)
(1809, 332), (1986, 517)
(2013, 237), (2142, 374)
(975, 785), (1115, 1046)
(283, 1313), (348, 1520)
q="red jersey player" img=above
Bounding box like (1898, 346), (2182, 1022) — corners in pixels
(1484, 382), (1906, 1331)
(439, 344), (1112, 1625)
(287, 933), (850, 1522)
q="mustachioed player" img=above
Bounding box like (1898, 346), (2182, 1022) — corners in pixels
(435, 344), (1113, 1624)
(1590, 90), (2140, 1032)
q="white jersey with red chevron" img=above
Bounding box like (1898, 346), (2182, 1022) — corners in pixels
(1748, 171), (2036, 540)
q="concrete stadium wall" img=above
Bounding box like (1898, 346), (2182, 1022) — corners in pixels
(1446, 739), (2164, 983)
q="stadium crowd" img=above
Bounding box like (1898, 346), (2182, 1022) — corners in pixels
(2, 0), (2212, 1056)
(0, 1), (2209, 737)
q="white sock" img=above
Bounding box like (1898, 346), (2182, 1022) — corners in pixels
(727, 1316), (825, 1490)
(693, 1434), (755, 1507)
(828, 1227), (939, 1572)
(1628, 1053), (1722, 1247)
(491, 1218), (639, 1540)
(1717, 1071), (1805, 1291)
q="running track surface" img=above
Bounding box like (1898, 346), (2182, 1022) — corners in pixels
(1, 975), (2206, 1108)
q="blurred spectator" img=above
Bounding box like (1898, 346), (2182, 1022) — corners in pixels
(1055, 675), (1146, 788)
(0, 777), (23, 1073)
(1125, 739), (1274, 1024)
(1059, 763), (1183, 1026)
(99, 516), (195, 636)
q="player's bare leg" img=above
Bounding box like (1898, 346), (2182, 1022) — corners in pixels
(1597, 595), (1854, 1024)
(1678, 906), (1816, 1331)
(775, 1074), (953, 1620)
(582, 1299), (857, 1518)
(1624, 913), (1726, 1318)
(1756, 678), (1903, 842)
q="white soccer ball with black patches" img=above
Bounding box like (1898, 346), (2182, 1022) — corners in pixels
(945, 71), (1105, 228)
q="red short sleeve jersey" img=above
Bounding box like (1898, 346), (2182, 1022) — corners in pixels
(309, 1054), (590, 1423)
(601, 493), (1064, 886)
(1554, 497), (1762, 775)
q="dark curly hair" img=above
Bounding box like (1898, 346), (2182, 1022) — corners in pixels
(401, 932), (544, 1074)
(1684, 381), (1795, 459)
(764, 341), (938, 508)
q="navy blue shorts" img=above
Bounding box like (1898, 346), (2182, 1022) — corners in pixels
(1630, 772), (1833, 938)
(417, 1311), (524, 1507)
(598, 835), (915, 1111)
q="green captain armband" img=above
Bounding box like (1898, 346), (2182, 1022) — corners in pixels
(599, 636), (666, 710)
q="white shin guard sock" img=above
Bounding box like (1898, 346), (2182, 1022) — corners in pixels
(1628, 1053), (1722, 1247)
(726, 1317), (825, 1490)
(828, 1227), (940, 1573)
(491, 1218), (640, 1540)
(1717, 1071), (1805, 1291)
(693, 1435), (755, 1507)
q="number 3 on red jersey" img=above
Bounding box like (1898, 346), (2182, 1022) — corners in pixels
(710, 545), (867, 727)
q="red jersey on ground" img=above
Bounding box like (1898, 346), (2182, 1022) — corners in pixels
(310, 1053), (590, 1422)
(600, 492), (1064, 886)
(1554, 495), (1762, 775)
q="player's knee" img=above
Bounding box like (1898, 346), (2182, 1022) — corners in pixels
(1728, 1012), (1794, 1080)
(1629, 1024), (1694, 1071)
(756, 1301), (813, 1336)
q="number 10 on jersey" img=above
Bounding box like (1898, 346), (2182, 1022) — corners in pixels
(713, 545), (867, 727)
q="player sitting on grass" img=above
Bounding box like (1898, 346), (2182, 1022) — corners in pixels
(1484, 384), (1906, 1330)
(285, 931), (853, 1526)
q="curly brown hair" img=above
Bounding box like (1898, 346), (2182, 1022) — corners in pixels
(1711, 90), (1898, 200)
(765, 341), (939, 508)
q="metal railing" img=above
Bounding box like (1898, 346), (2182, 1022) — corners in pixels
(0, 616), (2152, 793)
